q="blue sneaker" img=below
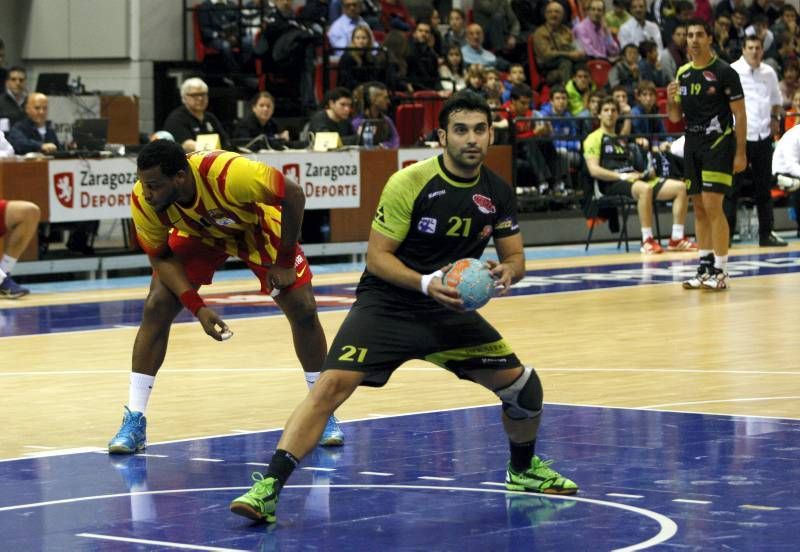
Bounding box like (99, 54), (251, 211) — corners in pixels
(319, 415), (344, 446)
(108, 406), (147, 454)
(0, 276), (30, 299)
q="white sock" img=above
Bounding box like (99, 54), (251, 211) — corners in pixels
(305, 371), (319, 391)
(641, 227), (653, 242)
(0, 254), (17, 275)
(714, 255), (728, 271)
(0, 268), (6, 285)
(671, 224), (684, 241)
(129, 373), (156, 413)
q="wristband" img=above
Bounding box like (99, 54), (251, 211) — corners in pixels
(275, 247), (295, 268)
(420, 270), (444, 296)
(179, 289), (206, 316)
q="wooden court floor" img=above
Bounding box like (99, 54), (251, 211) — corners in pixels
(2, 245), (799, 461)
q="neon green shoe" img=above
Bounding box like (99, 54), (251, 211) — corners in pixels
(230, 473), (280, 523)
(505, 455), (578, 495)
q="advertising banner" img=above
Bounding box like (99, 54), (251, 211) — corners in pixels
(48, 157), (137, 222)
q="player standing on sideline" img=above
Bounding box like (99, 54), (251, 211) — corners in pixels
(107, 140), (344, 454)
(229, 91), (577, 524)
(667, 18), (747, 290)
(0, 198), (40, 298)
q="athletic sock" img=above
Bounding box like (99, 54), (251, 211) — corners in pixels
(641, 227), (653, 242)
(0, 254), (17, 275)
(304, 371), (319, 391)
(714, 255), (728, 271)
(128, 373), (155, 414)
(267, 449), (299, 486)
(509, 439), (536, 472)
(671, 224), (684, 241)
(0, 268), (6, 285)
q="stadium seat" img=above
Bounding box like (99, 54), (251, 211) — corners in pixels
(192, 9), (219, 63)
(586, 59), (612, 89)
(413, 91), (445, 136)
(395, 103), (425, 146)
(526, 35), (543, 91)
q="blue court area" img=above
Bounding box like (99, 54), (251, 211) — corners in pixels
(4, 250), (800, 338)
(0, 404), (797, 551)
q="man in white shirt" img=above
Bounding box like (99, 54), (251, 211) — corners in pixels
(773, 125), (800, 239)
(327, 0), (371, 53)
(618, 0), (663, 51)
(728, 35), (787, 246)
(0, 129), (14, 158)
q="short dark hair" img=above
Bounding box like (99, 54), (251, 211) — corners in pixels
(510, 83), (533, 100)
(550, 84), (567, 97)
(600, 96), (619, 111)
(686, 17), (713, 35)
(7, 66), (26, 77)
(249, 90), (275, 107)
(744, 35), (764, 47)
(323, 87), (352, 106)
(137, 139), (189, 177)
(438, 90), (492, 130)
(638, 40), (658, 57)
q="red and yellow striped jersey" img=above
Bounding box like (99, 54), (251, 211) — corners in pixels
(131, 150), (286, 266)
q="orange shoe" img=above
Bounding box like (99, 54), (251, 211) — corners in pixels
(640, 237), (664, 254)
(667, 237), (698, 251)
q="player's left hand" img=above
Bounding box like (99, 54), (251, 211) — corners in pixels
(196, 307), (231, 341)
(733, 151), (747, 174)
(486, 260), (513, 296)
(269, 265), (297, 292)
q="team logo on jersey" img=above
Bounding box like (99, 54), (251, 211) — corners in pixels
(479, 225), (493, 240)
(417, 217), (437, 234)
(472, 194), (496, 214)
(428, 189), (446, 199)
(374, 205), (386, 224)
(207, 209), (236, 226)
(703, 71), (717, 82)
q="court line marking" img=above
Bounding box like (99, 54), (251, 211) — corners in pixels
(191, 458), (224, 463)
(419, 476), (455, 481)
(638, 396), (800, 409)
(359, 471), (393, 476)
(302, 467), (336, 472)
(607, 493), (644, 499)
(673, 499), (712, 505)
(77, 533), (246, 551)
(245, 462), (270, 467)
(2, 484), (678, 552)
(740, 504), (781, 511)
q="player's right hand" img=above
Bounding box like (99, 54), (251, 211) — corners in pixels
(427, 277), (466, 312)
(196, 307), (231, 341)
(666, 81), (679, 102)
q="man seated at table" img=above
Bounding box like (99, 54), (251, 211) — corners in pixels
(163, 77), (232, 153)
(308, 87), (359, 146)
(351, 81), (399, 148)
(7, 92), (60, 154)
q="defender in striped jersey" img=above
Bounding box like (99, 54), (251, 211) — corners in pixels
(108, 140), (343, 455)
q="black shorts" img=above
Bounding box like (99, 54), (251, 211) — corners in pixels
(601, 177), (666, 198)
(684, 132), (735, 195)
(321, 289), (521, 387)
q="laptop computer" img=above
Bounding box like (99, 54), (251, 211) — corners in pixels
(36, 73), (71, 95)
(73, 118), (109, 151)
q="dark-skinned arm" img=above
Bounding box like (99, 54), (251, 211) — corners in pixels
(269, 175), (305, 290)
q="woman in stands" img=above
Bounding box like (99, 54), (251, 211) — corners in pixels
(233, 91), (290, 149)
(337, 25), (386, 93)
(439, 45), (467, 92)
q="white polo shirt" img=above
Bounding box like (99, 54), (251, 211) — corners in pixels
(731, 57), (782, 141)
(773, 125), (800, 176)
(617, 17), (663, 51)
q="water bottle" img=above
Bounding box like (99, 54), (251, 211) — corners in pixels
(362, 123), (374, 148)
(737, 205), (751, 241)
(749, 207), (759, 241)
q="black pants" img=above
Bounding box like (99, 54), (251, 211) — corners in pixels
(724, 137), (775, 240)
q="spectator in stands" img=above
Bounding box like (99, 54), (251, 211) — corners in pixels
(337, 25), (386, 92)
(328, 0), (373, 53)
(713, 13), (734, 60)
(381, 0), (415, 31)
(618, 0), (663, 51)
(461, 24), (501, 69)
(746, 14), (776, 59)
(660, 23), (687, 79)
(197, 0), (251, 73)
(0, 38), (6, 95)
(407, 21), (442, 91)
(473, 0), (522, 58)
(574, 0), (620, 61)
(403, 0), (435, 22)
(785, 88), (800, 130)
(428, 8), (446, 57)
(605, 0), (631, 37)
(539, 85), (582, 193)
(0, 193), (40, 299)
(484, 68), (504, 99)
(233, 91), (290, 147)
(638, 40), (670, 87)
(0, 67), (27, 130)
(328, 0), (380, 29)
(609, 43), (640, 99)
(773, 123), (800, 237)
(163, 78), (231, 153)
(465, 65), (487, 97)
(658, 1), (693, 49)
(630, 80), (666, 147)
(440, 45), (467, 92)
(693, 0), (713, 24)
(308, 87), (359, 145)
(351, 81), (399, 148)
(533, 1), (586, 86)
(771, 5), (799, 42)
(585, 89), (605, 131)
(781, 60), (800, 108)
(611, 84), (634, 136)
(501, 63), (527, 102)
(724, 7), (749, 61)
(584, 96), (698, 254)
(715, 0), (745, 19)
(444, 8), (467, 48)
(565, 65), (595, 116)
(301, 0), (332, 28)
(7, 93), (60, 155)
(383, 30), (414, 93)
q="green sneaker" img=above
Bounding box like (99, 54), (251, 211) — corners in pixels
(505, 455), (578, 495)
(230, 473), (280, 523)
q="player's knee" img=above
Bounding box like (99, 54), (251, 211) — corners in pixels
(495, 366), (543, 421)
(142, 285), (182, 321)
(20, 202), (41, 223)
(310, 371), (358, 406)
(284, 291), (319, 327)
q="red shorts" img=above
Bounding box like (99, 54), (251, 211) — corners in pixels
(166, 233), (313, 294)
(0, 200), (7, 237)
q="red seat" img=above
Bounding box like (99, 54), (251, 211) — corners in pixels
(192, 9), (218, 63)
(395, 103), (425, 146)
(526, 34), (543, 91)
(412, 91), (445, 136)
(586, 59), (612, 89)
(656, 87), (668, 102)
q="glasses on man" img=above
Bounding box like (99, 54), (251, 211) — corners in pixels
(186, 92), (208, 98)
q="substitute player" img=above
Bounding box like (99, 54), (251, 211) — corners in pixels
(229, 91), (577, 524)
(108, 140), (344, 454)
(667, 18), (747, 290)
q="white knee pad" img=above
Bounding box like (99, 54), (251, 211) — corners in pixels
(496, 366), (543, 421)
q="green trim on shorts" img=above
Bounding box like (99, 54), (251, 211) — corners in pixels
(425, 339), (514, 368)
(710, 127), (732, 149)
(702, 170), (732, 186)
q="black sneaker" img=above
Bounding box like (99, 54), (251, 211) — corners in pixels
(0, 276), (30, 299)
(759, 232), (788, 247)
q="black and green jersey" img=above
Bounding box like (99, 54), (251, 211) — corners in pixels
(583, 128), (635, 173)
(360, 154), (519, 301)
(675, 56), (743, 136)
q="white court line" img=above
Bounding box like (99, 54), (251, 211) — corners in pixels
(77, 533), (246, 551)
(480, 482), (506, 487)
(672, 499), (711, 505)
(245, 462), (269, 467)
(23, 445), (56, 450)
(360, 471), (393, 476)
(190, 458), (224, 463)
(302, 467), (336, 472)
(740, 504), (781, 511)
(0, 484), (676, 552)
(639, 396), (800, 409)
(607, 493), (644, 499)
(418, 476), (455, 481)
